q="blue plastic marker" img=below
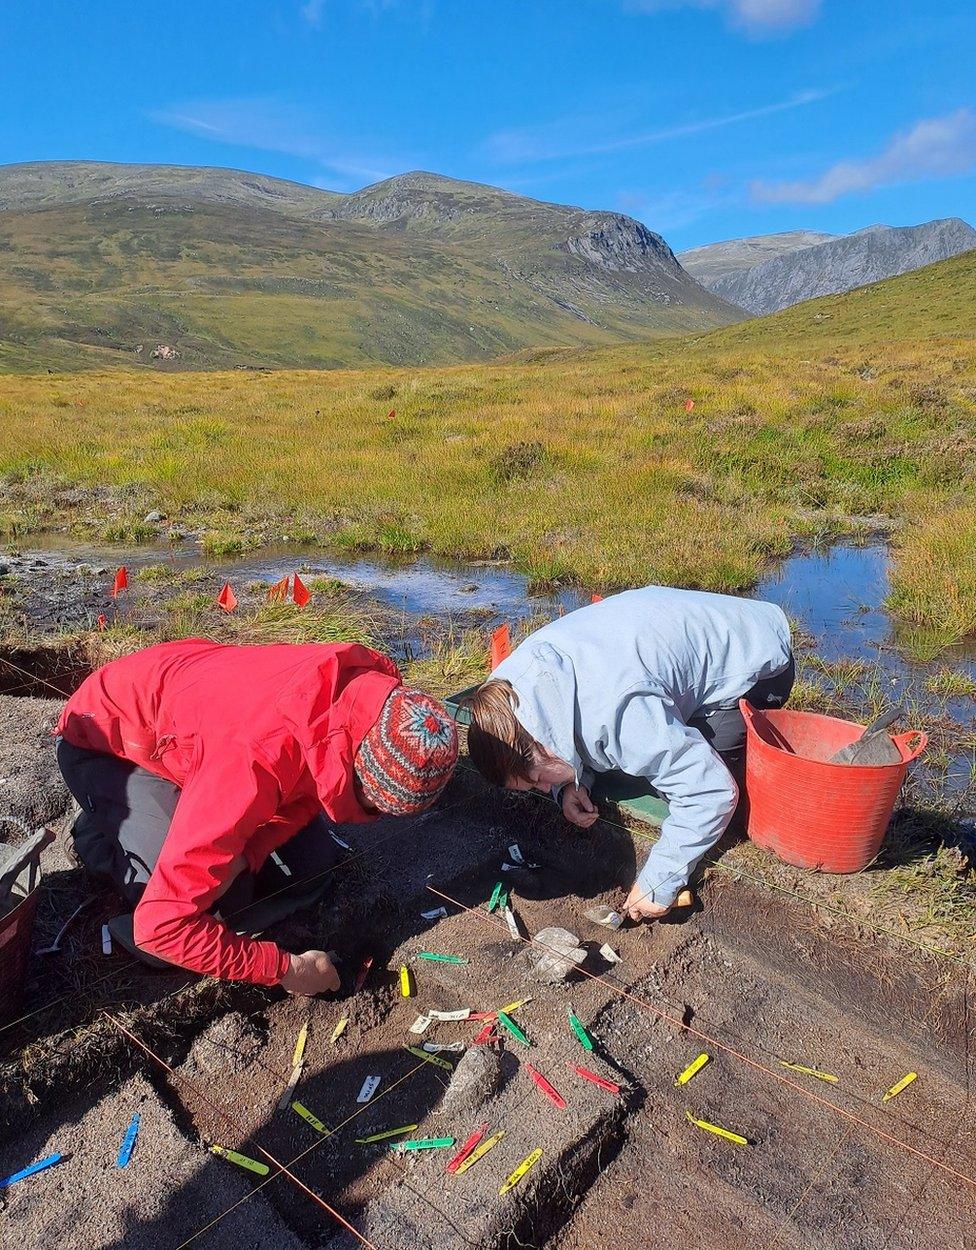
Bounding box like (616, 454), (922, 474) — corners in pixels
(117, 1113), (140, 1168)
(0, 1152), (63, 1188)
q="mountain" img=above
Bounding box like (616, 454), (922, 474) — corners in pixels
(680, 218), (976, 315)
(0, 161), (739, 372)
(678, 231), (836, 287)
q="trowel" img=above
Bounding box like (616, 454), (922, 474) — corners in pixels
(828, 707), (902, 766)
(585, 888), (695, 929)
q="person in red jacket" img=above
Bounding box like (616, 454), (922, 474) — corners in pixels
(55, 639), (458, 996)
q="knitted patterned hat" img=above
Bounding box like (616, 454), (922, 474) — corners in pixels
(354, 687), (458, 815)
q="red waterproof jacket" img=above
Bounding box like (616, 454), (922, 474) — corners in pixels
(56, 639), (401, 984)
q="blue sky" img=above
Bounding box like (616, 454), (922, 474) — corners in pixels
(2, 1), (974, 250)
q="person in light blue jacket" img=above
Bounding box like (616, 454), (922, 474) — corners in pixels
(463, 586), (793, 921)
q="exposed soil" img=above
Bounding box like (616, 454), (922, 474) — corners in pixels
(0, 582), (974, 1248)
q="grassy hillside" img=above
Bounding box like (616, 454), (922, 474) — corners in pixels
(0, 164), (738, 372)
(0, 251), (973, 652)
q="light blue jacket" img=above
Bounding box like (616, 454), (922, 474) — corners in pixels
(493, 586), (792, 907)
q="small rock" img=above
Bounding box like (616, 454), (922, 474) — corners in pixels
(144, 510), (166, 523)
(437, 1047), (505, 1117)
(527, 925), (587, 983)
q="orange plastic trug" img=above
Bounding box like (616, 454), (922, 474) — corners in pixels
(741, 702), (926, 874)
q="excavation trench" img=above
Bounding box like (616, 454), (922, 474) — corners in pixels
(2, 783), (972, 1249)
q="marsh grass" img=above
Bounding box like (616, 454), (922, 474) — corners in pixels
(1, 251), (975, 648)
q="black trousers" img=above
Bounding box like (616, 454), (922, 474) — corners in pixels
(689, 653), (796, 793)
(55, 738), (341, 934)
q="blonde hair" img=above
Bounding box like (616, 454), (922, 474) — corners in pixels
(462, 679), (536, 787)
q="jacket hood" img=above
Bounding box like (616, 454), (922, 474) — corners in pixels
(493, 641), (584, 783)
(277, 644), (402, 823)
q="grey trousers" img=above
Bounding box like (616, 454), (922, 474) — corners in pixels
(55, 738), (341, 933)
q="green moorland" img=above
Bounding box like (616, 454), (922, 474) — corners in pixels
(0, 168), (735, 372)
(1, 249), (975, 654)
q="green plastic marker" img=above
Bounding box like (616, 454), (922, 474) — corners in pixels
(356, 1124), (419, 1144)
(392, 1136), (456, 1152)
(567, 1007), (594, 1052)
(487, 882), (504, 912)
(417, 952), (468, 965)
(497, 1010), (530, 1047)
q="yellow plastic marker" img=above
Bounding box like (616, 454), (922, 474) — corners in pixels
(330, 1017), (348, 1044)
(883, 1072), (918, 1103)
(676, 1054), (710, 1086)
(400, 965), (415, 998)
(685, 1110), (749, 1146)
(405, 1045), (454, 1071)
(499, 998), (531, 1014)
(292, 1022), (309, 1069)
(291, 1101), (328, 1133)
(355, 1124), (419, 1144)
(499, 1147), (543, 1194)
(453, 1129), (506, 1175)
(780, 1060), (838, 1084)
(210, 1144), (270, 1175)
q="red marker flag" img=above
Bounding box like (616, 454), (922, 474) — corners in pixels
(590, 593), (603, 604)
(685, 398), (695, 413)
(490, 623), (511, 670)
(446, 1124), (488, 1174)
(96, 614), (107, 632)
(525, 1063), (567, 1109)
(111, 566), (128, 597)
(388, 409), (396, 421)
(568, 1063), (621, 1095)
(472, 1021), (498, 1046)
(217, 583), (238, 612)
(292, 573), (311, 608)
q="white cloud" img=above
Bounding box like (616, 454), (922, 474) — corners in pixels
(300, 0), (326, 27)
(624, 0), (821, 35)
(751, 108), (976, 204)
(150, 97), (408, 189)
(484, 88), (834, 165)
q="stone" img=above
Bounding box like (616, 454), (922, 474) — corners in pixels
(528, 926), (587, 983)
(143, 510), (166, 523)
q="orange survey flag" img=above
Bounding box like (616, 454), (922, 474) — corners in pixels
(685, 398), (695, 412)
(590, 593), (603, 604)
(490, 623), (511, 670)
(292, 574), (311, 608)
(96, 614), (107, 631)
(267, 576), (289, 602)
(217, 583), (238, 612)
(388, 409), (396, 420)
(111, 566), (128, 597)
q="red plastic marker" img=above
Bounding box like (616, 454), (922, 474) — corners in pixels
(353, 955), (373, 994)
(525, 1064), (567, 1109)
(216, 583), (238, 612)
(96, 613), (107, 631)
(490, 623), (511, 670)
(446, 1123), (488, 1174)
(685, 397), (695, 412)
(590, 593), (603, 604)
(292, 573), (311, 608)
(471, 1021), (497, 1046)
(111, 566), (128, 597)
(388, 409), (396, 420)
(569, 1063), (621, 1095)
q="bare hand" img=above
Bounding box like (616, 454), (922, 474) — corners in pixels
(623, 881), (672, 923)
(280, 949), (340, 997)
(562, 784), (598, 829)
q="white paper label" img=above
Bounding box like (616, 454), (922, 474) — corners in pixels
(408, 1014), (433, 1035)
(507, 844), (525, 864)
(357, 1076), (380, 1103)
(599, 943), (621, 964)
(421, 906), (447, 920)
(427, 1008), (471, 1022)
(101, 924), (112, 955)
